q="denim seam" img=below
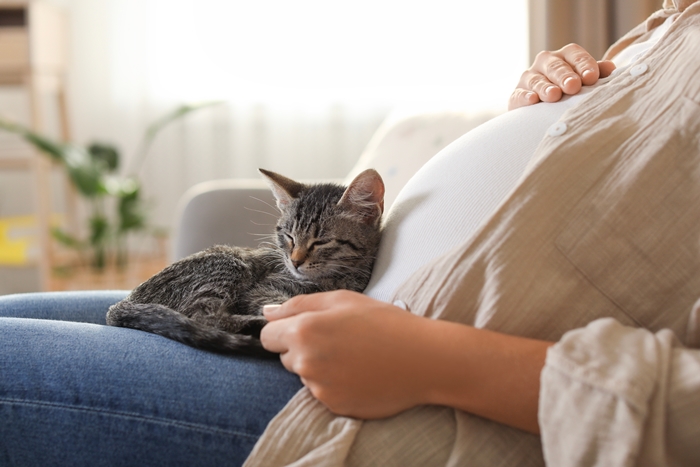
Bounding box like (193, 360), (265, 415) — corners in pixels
(0, 397), (260, 440)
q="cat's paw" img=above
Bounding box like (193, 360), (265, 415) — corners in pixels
(238, 315), (269, 338)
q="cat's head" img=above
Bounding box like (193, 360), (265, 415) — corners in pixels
(259, 168), (384, 290)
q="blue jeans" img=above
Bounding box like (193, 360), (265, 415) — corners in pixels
(0, 291), (302, 467)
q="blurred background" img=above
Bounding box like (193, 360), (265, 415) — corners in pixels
(0, 0), (659, 294)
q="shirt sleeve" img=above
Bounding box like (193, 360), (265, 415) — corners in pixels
(538, 317), (700, 467)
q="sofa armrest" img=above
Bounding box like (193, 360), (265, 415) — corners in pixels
(172, 179), (277, 261)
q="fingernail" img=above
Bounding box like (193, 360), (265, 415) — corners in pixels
(582, 69), (595, 80)
(263, 304), (282, 315)
(545, 85), (557, 96)
(563, 76), (575, 88)
(525, 91), (536, 101)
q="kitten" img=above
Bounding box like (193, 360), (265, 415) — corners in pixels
(106, 168), (384, 358)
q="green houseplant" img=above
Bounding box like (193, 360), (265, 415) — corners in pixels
(0, 102), (219, 271)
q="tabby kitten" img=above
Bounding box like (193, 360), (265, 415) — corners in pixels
(106, 168), (384, 358)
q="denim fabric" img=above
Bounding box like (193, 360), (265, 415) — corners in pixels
(0, 291), (302, 467)
(0, 290), (129, 323)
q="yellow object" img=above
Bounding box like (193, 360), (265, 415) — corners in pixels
(0, 215), (36, 265)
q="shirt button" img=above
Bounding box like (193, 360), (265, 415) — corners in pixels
(547, 122), (568, 137)
(393, 300), (408, 311)
(630, 63), (649, 77)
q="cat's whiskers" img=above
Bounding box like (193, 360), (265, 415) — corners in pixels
(249, 223), (277, 229)
(258, 241), (283, 251)
(262, 253), (284, 264)
(253, 236), (279, 245)
(323, 261), (373, 278)
(257, 241), (278, 249)
(244, 208), (279, 220)
(248, 196), (281, 215)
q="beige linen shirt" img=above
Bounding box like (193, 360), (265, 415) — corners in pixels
(245, 2), (700, 465)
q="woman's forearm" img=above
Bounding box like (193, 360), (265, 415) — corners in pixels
(415, 318), (553, 434)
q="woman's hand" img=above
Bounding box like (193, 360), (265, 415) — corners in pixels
(508, 43), (616, 110)
(260, 290), (431, 419)
(261, 290), (552, 433)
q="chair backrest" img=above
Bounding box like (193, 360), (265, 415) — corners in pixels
(172, 179), (276, 260)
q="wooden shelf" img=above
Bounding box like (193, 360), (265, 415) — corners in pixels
(0, 156), (31, 169)
(0, 0), (70, 291)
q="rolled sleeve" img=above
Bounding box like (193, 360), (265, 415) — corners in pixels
(539, 317), (700, 466)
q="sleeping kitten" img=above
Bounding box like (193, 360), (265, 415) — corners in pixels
(106, 168), (384, 358)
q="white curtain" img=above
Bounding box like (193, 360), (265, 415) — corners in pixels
(528, 0), (660, 61)
(46, 0), (528, 230)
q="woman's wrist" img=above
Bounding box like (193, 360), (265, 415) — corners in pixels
(414, 318), (553, 434)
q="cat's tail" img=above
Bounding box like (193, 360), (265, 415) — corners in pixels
(106, 302), (275, 358)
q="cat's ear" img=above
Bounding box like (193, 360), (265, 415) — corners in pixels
(337, 169), (385, 225)
(259, 169), (305, 211)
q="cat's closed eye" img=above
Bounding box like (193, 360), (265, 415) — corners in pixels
(308, 239), (331, 251)
(280, 232), (294, 249)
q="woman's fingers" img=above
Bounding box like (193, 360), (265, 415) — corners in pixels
(540, 44), (597, 89)
(525, 69), (563, 100)
(509, 43), (616, 111)
(509, 88), (539, 109)
(263, 292), (340, 321)
(508, 71), (561, 110)
(597, 59), (616, 79)
(259, 318), (291, 354)
(260, 291), (345, 355)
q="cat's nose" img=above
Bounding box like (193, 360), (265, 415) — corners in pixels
(290, 248), (306, 269)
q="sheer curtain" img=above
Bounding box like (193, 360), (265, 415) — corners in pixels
(49, 0), (528, 230)
(528, 0), (660, 61)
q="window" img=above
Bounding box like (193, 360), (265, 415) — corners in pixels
(141, 0), (528, 110)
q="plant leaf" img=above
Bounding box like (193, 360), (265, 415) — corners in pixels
(0, 118), (106, 197)
(116, 180), (146, 233)
(89, 214), (110, 246)
(88, 142), (120, 171)
(51, 227), (85, 250)
(128, 101), (224, 175)
(144, 101), (223, 140)
(63, 146), (105, 197)
(0, 117), (67, 162)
